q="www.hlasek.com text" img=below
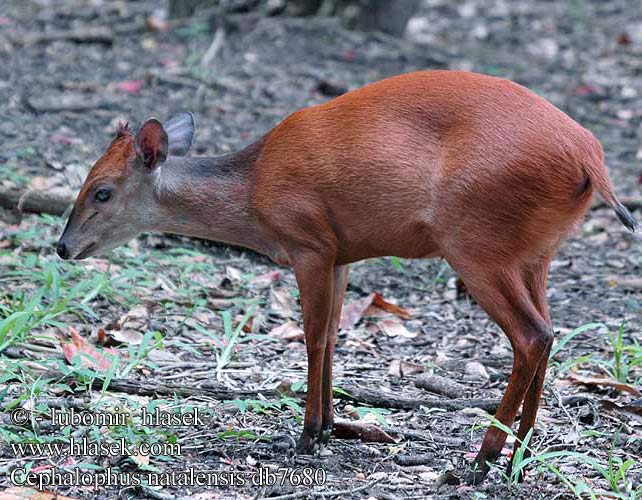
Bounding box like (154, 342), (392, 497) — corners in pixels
(11, 436), (180, 459)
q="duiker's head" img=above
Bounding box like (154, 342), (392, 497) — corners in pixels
(57, 112), (195, 260)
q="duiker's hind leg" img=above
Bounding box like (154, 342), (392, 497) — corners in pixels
(446, 257), (553, 484)
(507, 257), (554, 480)
(524, 257), (553, 326)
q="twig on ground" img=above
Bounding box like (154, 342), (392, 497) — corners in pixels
(12, 27), (114, 46)
(201, 28), (226, 68)
(387, 428), (465, 447)
(414, 374), (469, 398)
(26, 93), (115, 113)
(394, 454), (435, 466)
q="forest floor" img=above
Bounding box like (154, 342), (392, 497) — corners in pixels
(0, 1), (641, 499)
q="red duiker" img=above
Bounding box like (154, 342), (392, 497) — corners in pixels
(58, 70), (637, 483)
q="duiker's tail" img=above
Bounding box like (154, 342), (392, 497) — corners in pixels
(582, 160), (637, 232)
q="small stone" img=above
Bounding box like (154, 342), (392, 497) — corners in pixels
(465, 361), (489, 381)
(536, 38), (559, 60)
(406, 17), (434, 46)
(471, 24), (489, 40)
(621, 86), (637, 98)
(617, 109), (634, 120)
(458, 3), (477, 18)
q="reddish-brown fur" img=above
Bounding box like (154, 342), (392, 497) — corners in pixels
(72, 135), (134, 212)
(59, 70), (635, 483)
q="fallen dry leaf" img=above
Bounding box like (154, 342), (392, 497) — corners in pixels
(155, 275), (179, 297)
(340, 292), (411, 330)
(103, 328), (144, 346)
(116, 79), (143, 94)
(28, 176), (49, 191)
(250, 270), (282, 288)
(275, 379), (297, 398)
(118, 306), (149, 331)
(49, 132), (82, 145)
(606, 275), (642, 290)
(568, 373), (641, 396)
(61, 327), (116, 372)
(145, 15), (169, 32)
(226, 266), (243, 282)
(100, 306), (149, 346)
(377, 318), (417, 338)
(131, 451), (150, 467)
(269, 321), (304, 341)
(234, 313), (255, 333)
(207, 298), (234, 310)
(270, 288), (297, 318)
(29, 464), (53, 473)
(370, 292), (412, 318)
(601, 400), (642, 420)
(388, 359), (425, 378)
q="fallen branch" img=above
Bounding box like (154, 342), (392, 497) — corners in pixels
(101, 378), (501, 411)
(0, 186), (73, 216)
(92, 377), (279, 401)
(27, 369), (500, 412)
(339, 384), (501, 412)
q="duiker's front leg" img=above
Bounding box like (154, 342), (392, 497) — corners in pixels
(293, 254), (335, 454)
(320, 265), (349, 443)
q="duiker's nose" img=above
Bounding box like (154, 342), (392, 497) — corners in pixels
(56, 240), (69, 260)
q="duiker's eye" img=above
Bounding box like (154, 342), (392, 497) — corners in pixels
(95, 188), (112, 203)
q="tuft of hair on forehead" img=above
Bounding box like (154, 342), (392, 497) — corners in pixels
(116, 121), (132, 138)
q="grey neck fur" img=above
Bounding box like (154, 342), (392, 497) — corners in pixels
(150, 138), (271, 256)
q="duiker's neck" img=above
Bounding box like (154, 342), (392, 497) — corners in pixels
(152, 137), (271, 255)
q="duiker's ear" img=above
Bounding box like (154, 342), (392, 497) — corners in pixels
(164, 112), (195, 156)
(134, 118), (168, 169)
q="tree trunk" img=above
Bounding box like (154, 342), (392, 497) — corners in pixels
(288, 0), (419, 36)
(169, 0), (419, 37)
(337, 0), (419, 36)
(169, 0), (218, 18)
